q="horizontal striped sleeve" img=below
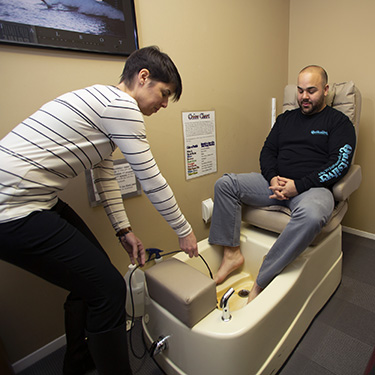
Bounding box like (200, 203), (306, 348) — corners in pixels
(99, 95), (192, 238)
(92, 156), (131, 232)
(0, 84), (191, 237)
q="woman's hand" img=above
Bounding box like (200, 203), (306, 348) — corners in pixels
(119, 232), (146, 266)
(179, 231), (198, 258)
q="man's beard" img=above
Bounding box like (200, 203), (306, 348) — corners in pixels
(299, 96), (325, 115)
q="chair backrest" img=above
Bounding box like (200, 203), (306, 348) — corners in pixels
(282, 82), (361, 162)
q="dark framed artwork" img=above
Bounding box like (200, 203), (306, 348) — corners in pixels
(0, 0), (138, 56)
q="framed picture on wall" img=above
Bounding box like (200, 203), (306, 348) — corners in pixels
(0, 0), (138, 56)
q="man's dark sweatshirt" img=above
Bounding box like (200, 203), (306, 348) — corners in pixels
(260, 105), (356, 194)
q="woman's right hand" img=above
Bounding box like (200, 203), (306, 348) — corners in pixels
(119, 232), (146, 266)
(178, 231), (198, 258)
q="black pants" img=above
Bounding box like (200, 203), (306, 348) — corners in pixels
(0, 199), (126, 333)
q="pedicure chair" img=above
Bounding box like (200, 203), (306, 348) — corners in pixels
(142, 81), (362, 375)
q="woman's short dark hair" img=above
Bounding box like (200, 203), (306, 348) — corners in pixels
(120, 46), (182, 101)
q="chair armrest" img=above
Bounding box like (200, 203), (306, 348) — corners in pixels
(332, 164), (362, 201)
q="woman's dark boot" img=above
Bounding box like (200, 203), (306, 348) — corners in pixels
(63, 299), (95, 375)
(86, 323), (132, 375)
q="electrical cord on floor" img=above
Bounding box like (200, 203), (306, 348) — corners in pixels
(127, 250), (213, 359)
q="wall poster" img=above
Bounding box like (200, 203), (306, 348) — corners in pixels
(182, 111), (217, 180)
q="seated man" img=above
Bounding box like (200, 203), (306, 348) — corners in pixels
(209, 65), (356, 302)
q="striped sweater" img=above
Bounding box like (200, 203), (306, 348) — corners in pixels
(0, 84), (192, 237)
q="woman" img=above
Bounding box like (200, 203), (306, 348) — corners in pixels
(0, 46), (198, 374)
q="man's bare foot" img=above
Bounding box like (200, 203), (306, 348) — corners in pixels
(214, 246), (244, 284)
(247, 281), (264, 303)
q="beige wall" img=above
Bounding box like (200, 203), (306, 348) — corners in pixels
(288, 0), (375, 234)
(0, 0), (290, 363)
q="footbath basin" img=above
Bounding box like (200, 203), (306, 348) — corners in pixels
(142, 223), (342, 375)
(216, 272), (254, 312)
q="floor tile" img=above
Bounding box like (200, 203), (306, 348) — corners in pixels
(310, 327), (372, 375)
(336, 276), (375, 313)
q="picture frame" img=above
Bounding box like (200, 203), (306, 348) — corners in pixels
(0, 0), (138, 56)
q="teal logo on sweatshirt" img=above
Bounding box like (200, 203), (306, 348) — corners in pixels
(318, 144), (353, 183)
(311, 130), (328, 136)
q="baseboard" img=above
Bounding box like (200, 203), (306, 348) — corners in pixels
(12, 335), (66, 374)
(342, 226), (375, 241)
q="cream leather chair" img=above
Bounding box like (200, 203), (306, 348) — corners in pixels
(242, 81), (362, 244)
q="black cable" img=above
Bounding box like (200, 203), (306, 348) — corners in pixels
(127, 250), (214, 359)
(198, 253), (213, 279)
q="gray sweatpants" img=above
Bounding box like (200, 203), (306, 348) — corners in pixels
(208, 173), (335, 288)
